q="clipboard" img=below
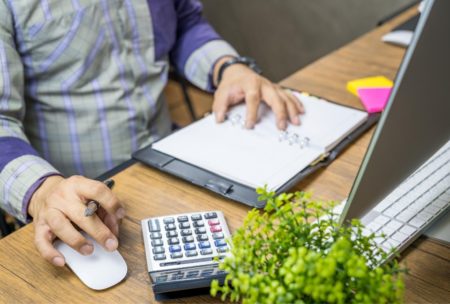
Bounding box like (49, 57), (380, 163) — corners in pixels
(132, 94), (380, 209)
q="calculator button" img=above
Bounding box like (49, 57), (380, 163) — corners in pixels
(148, 219), (161, 232)
(193, 220), (204, 228)
(165, 223), (176, 231)
(184, 243), (196, 251)
(210, 226), (222, 233)
(191, 214), (202, 221)
(182, 236), (194, 243)
(168, 238), (179, 245)
(166, 231), (178, 238)
(204, 212), (217, 219)
(150, 232), (162, 239)
(185, 250), (198, 257)
(212, 232), (224, 240)
(156, 275), (168, 283)
(163, 217), (175, 224)
(151, 239), (163, 247)
(199, 241), (211, 249)
(154, 253), (166, 260)
(215, 239), (227, 247)
(200, 248), (213, 255)
(217, 247), (228, 253)
(181, 229), (192, 236)
(171, 252), (183, 259)
(187, 270), (199, 278)
(177, 216), (189, 223)
(208, 219), (220, 226)
(152, 246), (165, 254)
(172, 273), (184, 280)
(169, 245), (182, 252)
(201, 269), (214, 277)
(195, 227), (206, 234)
(179, 222), (190, 229)
(196, 234), (208, 242)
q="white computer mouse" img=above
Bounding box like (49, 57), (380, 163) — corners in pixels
(382, 30), (413, 47)
(54, 233), (128, 290)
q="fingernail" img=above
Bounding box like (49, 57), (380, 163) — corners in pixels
(52, 256), (65, 266)
(292, 116), (300, 125)
(115, 208), (126, 219)
(105, 238), (118, 251)
(278, 121), (287, 130)
(245, 121), (254, 129)
(80, 244), (94, 255)
(215, 114), (224, 123)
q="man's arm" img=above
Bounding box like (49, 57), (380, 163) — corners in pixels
(169, 0), (238, 91)
(0, 5), (60, 224)
(0, 3), (123, 267)
(169, 0), (304, 130)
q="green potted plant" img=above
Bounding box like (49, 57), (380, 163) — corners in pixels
(211, 188), (405, 304)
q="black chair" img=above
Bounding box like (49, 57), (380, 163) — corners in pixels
(0, 210), (12, 237)
(168, 69), (197, 121)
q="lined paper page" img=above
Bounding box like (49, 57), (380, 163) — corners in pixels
(153, 93), (367, 190)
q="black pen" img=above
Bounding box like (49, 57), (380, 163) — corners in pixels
(84, 179), (115, 217)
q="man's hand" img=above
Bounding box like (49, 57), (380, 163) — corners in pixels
(28, 175), (125, 267)
(212, 57), (304, 130)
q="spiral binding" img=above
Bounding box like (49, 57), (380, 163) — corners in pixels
(278, 131), (310, 149)
(227, 113), (310, 149)
(229, 113), (245, 128)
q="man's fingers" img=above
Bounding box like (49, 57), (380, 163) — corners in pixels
(286, 90), (305, 113)
(262, 85), (288, 130)
(44, 209), (94, 256)
(98, 208), (120, 237)
(70, 176), (124, 220)
(34, 223), (65, 266)
(212, 89), (229, 123)
(244, 89), (261, 129)
(284, 95), (301, 125)
(280, 90), (302, 125)
(67, 202), (119, 252)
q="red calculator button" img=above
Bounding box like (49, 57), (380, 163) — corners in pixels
(208, 219), (220, 226)
(210, 226), (222, 233)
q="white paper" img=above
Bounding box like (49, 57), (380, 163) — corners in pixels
(153, 93), (367, 190)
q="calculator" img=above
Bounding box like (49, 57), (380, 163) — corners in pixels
(141, 211), (231, 294)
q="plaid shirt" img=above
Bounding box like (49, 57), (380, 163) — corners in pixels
(0, 0), (238, 222)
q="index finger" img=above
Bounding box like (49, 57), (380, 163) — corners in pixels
(72, 177), (125, 219)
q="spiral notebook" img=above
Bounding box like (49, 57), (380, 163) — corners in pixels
(133, 91), (378, 208)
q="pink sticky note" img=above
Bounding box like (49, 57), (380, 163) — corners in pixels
(357, 87), (392, 113)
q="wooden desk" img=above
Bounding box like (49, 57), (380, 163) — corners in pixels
(0, 6), (448, 303)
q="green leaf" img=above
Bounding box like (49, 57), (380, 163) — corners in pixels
(210, 188), (406, 304)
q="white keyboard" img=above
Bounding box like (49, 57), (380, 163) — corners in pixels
(360, 140), (450, 256)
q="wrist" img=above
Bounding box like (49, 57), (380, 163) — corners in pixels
(28, 175), (64, 218)
(214, 56), (262, 88)
(213, 56), (236, 87)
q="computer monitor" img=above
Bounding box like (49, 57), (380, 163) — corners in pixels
(340, 0), (450, 224)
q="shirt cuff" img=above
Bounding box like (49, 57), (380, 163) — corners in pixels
(184, 40), (239, 92)
(0, 155), (60, 223)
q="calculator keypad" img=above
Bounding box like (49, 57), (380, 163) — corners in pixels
(142, 211), (231, 273)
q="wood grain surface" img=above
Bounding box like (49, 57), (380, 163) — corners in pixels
(0, 6), (448, 303)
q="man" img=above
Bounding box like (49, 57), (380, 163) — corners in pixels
(0, 0), (303, 266)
